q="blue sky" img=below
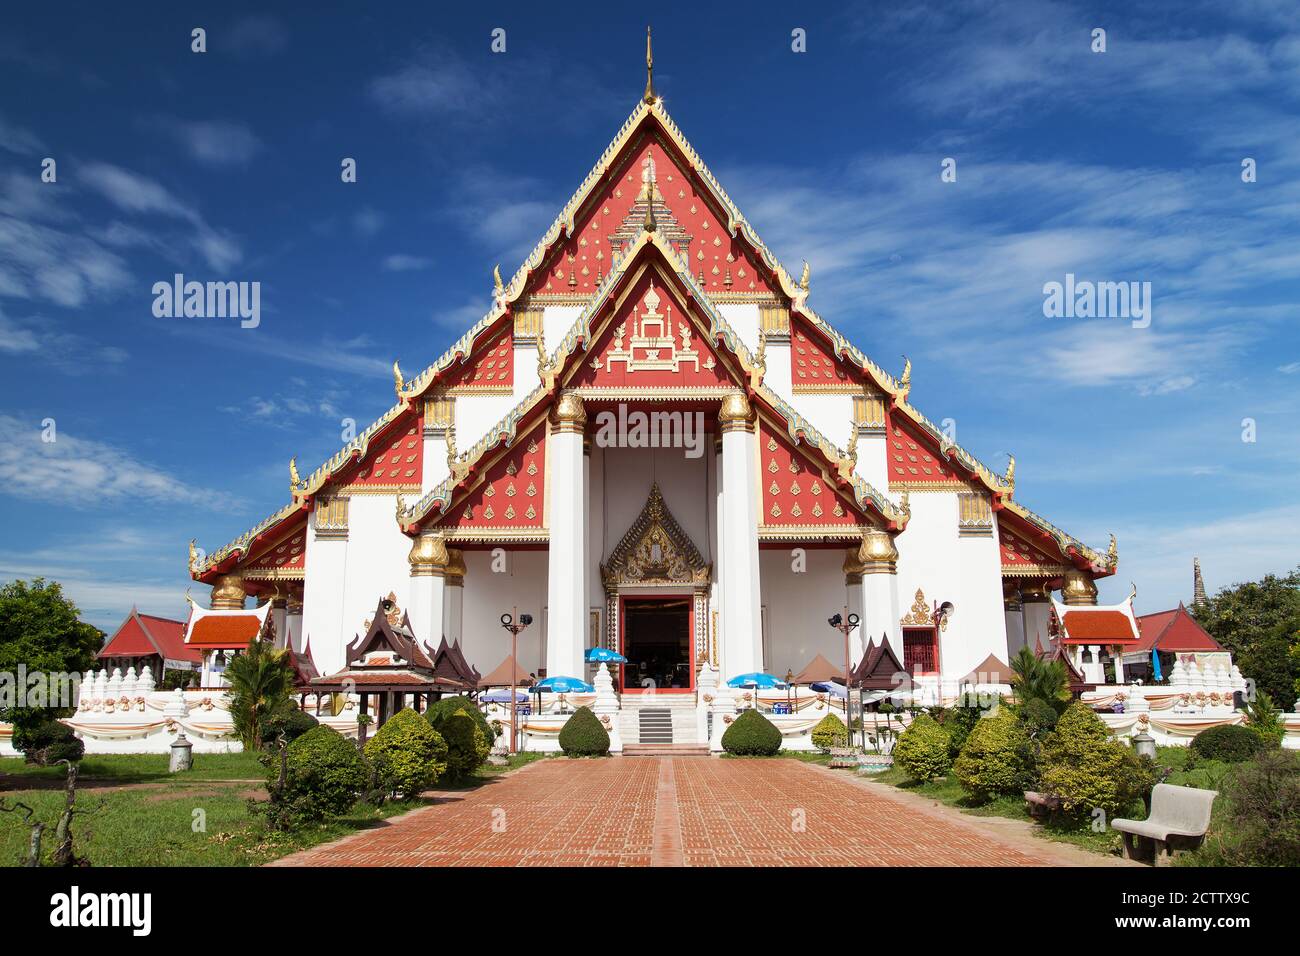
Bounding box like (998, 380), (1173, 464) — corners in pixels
(1, 1), (1297, 631)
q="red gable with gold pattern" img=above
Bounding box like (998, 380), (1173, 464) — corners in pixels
(997, 512), (1069, 576)
(439, 323), (513, 393)
(524, 138), (772, 302)
(332, 407), (423, 491)
(790, 319), (860, 392)
(566, 271), (734, 391)
(438, 419), (547, 535)
(242, 512), (307, 579)
(887, 416), (960, 486)
(758, 416), (866, 533)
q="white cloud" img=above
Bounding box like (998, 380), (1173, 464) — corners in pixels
(0, 414), (236, 509)
(0, 114), (45, 155)
(382, 254), (432, 272)
(154, 117), (263, 167)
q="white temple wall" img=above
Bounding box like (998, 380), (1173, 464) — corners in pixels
(586, 445), (605, 657)
(454, 392), (519, 455)
(460, 549), (548, 677)
(332, 494), (414, 673)
(893, 491), (1008, 681)
(302, 523), (347, 668)
(597, 445), (712, 558)
(786, 392), (853, 455)
(542, 305), (583, 357)
(760, 548), (850, 679)
(513, 339), (541, 398)
(717, 303), (759, 354)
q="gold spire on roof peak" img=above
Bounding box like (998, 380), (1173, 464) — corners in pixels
(643, 179), (657, 232)
(644, 26), (655, 104)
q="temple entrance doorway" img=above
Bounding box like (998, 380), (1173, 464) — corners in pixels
(620, 595), (693, 693)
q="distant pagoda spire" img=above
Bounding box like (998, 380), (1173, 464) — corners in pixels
(1193, 557), (1207, 608)
(643, 26), (655, 103)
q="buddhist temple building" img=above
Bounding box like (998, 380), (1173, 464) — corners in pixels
(188, 40), (1119, 746)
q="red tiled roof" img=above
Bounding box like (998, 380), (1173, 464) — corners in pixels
(187, 614), (264, 649)
(1059, 609), (1138, 644)
(100, 610), (201, 664)
(1134, 605), (1222, 653)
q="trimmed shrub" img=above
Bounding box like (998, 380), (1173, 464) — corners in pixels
(1019, 697), (1060, 740)
(811, 713), (848, 752)
(721, 708), (783, 756)
(558, 706), (610, 756)
(439, 709), (487, 779)
(265, 725), (367, 829)
(953, 712), (1033, 800)
(939, 704), (984, 759)
(892, 714), (951, 782)
(261, 705), (319, 747)
(13, 718), (83, 766)
(1039, 703), (1153, 817)
(365, 708), (448, 798)
(426, 694), (497, 757)
(1189, 724), (1266, 765)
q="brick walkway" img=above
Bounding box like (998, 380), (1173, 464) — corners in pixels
(270, 757), (1062, 867)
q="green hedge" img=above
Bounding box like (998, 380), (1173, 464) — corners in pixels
(426, 695), (497, 755)
(893, 714), (951, 782)
(721, 709), (782, 756)
(810, 714), (848, 752)
(1189, 724), (1267, 765)
(558, 706), (610, 756)
(1038, 703), (1154, 818)
(365, 708), (448, 798)
(953, 712), (1033, 800)
(439, 709), (487, 779)
(260, 706), (319, 747)
(264, 725), (367, 829)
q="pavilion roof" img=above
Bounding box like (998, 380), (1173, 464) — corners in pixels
(1052, 593), (1140, 646)
(1133, 604), (1223, 653)
(100, 607), (200, 665)
(960, 653), (1015, 685)
(184, 601), (274, 650)
(793, 653), (842, 685)
(478, 654), (535, 689)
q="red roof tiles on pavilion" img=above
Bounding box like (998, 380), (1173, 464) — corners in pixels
(1134, 604), (1222, 653)
(99, 609), (200, 665)
(184, 602), (274, 650)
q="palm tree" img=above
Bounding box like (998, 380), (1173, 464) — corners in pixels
(224, 639), (294, 750)
(1010, 645), (1069, 712)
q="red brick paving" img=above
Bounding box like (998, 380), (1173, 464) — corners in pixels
(270, 757), (1056, 867)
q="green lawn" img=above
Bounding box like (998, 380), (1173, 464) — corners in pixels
(0, 751), (540, 867)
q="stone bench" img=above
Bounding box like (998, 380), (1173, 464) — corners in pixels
(1112, 783), (1218, 866)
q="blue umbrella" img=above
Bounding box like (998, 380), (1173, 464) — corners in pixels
(1151, 648), (1163, 682)
(810, 680), (848, 699)
(726, 672), (787, 689)
(479, 688), (530, 704)
(533, 676), (595, 693)
(585, 647), (628, 664)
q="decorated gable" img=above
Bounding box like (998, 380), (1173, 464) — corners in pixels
(438, 420), (547, 535)
(567, 271), (734, 391)
(439, 322), (513, 393)
(758, 417), (863, 531)
(332, 408), (422, 492)
(997, 513), (1068, 576)
(525, 137), (772, 302)
(241, 512), (307, 581)
(887, 416), (960, 487)
(790, 319), (859, 392)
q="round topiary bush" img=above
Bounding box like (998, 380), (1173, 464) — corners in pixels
(953, 712), (1034, 800)
(558, 705), (610, 756)
(1189, 724), (1267, 765)
(1039, 702), (1153, 818)
(939, 704), (985, 759)
(721, 708), (783, 756)
(261, 705), (319, 747)
(265, 725), (368, 829)
(893, 714), (952, 781)
(439, 709), (487, 779)
(365, 707), (448, 798)
(1019, 697), (1060, 740)
(811, 713), (848, 752)
(426, 695), (497, 757)
(13, 718), (84, 766)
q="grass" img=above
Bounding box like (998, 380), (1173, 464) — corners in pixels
(0, 750), (541, 867)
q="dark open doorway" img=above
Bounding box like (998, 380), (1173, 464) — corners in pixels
(620, 595), (693, 692)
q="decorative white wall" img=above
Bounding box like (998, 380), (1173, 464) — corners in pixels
(760, 548), (851, 679)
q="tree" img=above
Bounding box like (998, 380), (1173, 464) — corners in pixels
(1009, 646), (1068, 713)
(224, 639), (294, 750)
(0, 579), (101, 740)
(1194, 567), (1300, 705)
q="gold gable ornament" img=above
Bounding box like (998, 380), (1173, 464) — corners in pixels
(601, 483), (710, 588)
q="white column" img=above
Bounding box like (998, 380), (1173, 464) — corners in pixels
(286, 595), (304, 653)
(1022, 583), (1052, 653)
(713, 433), (726, 673)
(408, 532), (448, 653)
(271, 599), (288, 649)
(718, 393), (762, 678)
(1003, 587), (1026, 658)
(843, 555), (866, 666)
(444, 548), (465, 643)
(546, 392), (587, 679)
(858, 529), (902, 661)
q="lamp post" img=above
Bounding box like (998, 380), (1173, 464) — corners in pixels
(828, 608), (860, 748)
(499, 609), (533, 754)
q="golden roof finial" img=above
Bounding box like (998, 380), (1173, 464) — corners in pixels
(493, 264), (504, 295)
(1107, 533), (1119, 568)
(289, 457), (302, 493)
(188, 538), (198, 573)
(446, 430), (458, 475)
(1004, 454), (1016, 489)
(898, 355), (911, 393)
(644, 26), (655, 104)
(392, 359), (404, 397)
(643, 179), (657, 232)
(799, 260), (810, 291)
(846, 422), (858, 467)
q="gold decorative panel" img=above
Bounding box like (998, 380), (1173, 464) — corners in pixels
(314, 496), (349, 538)
(759, 305), (790, 336)
(853, 393), (887, 432)
(957, 493), (993, 536)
